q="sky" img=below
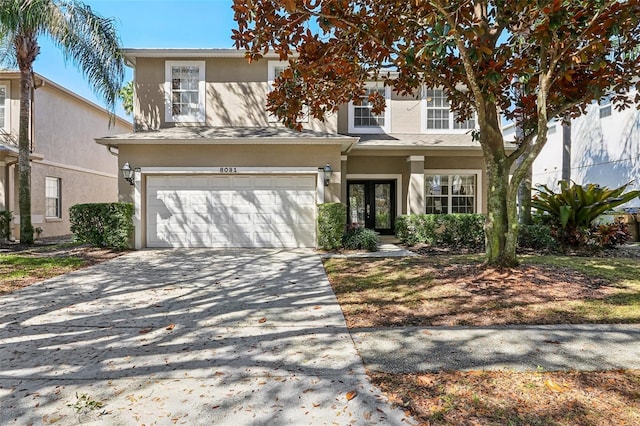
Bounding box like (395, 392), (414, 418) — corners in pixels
(34, 0), (238, 120)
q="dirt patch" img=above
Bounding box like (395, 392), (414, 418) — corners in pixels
(324, 255), (640, 327)
(370, 370), (640, 426)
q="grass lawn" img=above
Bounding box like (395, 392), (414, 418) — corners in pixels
(323, 253), (640, 425)
(0, 245), (124, 295)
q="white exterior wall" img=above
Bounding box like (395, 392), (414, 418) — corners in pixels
(532, 94), (640, 209)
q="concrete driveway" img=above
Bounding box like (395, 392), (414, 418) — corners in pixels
(0, 249), (412, 425)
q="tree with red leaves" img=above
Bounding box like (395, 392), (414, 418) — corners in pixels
(233, 0), (640, 266)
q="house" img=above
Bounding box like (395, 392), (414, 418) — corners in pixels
(518, 90), (640, 207)
(97, 49), (494, 249)
(0, 72), (132, 240)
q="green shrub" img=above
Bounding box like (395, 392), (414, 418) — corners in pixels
(342, 225), (379, 251)
(70, 203), (134, 249)
(518, 224), (557, 251)
(396, 214), (485, 250)
(317, 203), (347, 250)
(532, 180), (640, 248)
(0, 210), (12, 240)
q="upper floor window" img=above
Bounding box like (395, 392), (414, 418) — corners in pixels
(0, 83), (8, 132)
(423, 88), (476, 132)
(599, 94), (612, 118)
(165, 61), (205, 123)
(267, 61), (308, 123)
(45, 177), (61, 219)
(426, 173), (477, 214)
(348, 83), (391, 133)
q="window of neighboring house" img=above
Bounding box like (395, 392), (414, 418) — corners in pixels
(424, 88), (476, 132)
(0, 83), (8, 132)
(599, 94), (612, 118)
(267, 61), (308, 123)
(165, 61), (205, 123)
(425, 173), (477, 214)
(45, 177), (61, 219)
(348, 83), (391, 133)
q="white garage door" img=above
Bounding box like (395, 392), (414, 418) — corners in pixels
(146, 175), (317, 248)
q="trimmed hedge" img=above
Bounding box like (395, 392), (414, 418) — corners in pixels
(317, 203), (347, 250)
(518, 223), (557, 251)
(70, 203), (134, 249)
(396, 214), (485, 249)
(342, 225), (378, 251)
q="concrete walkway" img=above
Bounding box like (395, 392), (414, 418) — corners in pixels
(352, 324), (640, 373)
(0, 250), (414, 425)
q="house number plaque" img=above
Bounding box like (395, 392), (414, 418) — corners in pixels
(219, 167), (238, 173)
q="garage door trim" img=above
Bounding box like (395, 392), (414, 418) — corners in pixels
(131, 166), (326, 249)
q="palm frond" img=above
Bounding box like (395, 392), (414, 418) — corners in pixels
(46, 0), (124, 121)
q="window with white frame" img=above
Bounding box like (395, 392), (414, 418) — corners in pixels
(348, 84), (391, 133)
(599, 94), (612, 118)
(424, 88), (476, 132)
(45, 177), (61, 218)
(0, 83), (8, 132)
(267, 61), (308, 123)
(425, 173), (477, 214)
(165, 61), (205, 123)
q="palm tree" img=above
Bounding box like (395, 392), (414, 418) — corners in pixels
(0, 0), (124, 243)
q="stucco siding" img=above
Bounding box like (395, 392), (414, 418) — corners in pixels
(134, 57), (337, 132)
(390, 92), (422, 134)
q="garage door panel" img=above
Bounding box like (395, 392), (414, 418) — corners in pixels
(147, 174), (316, 248)
(189, 233), (211, 247)
(210, 193), (231, 204)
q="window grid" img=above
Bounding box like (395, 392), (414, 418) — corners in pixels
(171, 66), (200, 118)
(426, 174), (476, 214)
(353, 87), (386, 128)
(45, 177), (61, 218)
(426, 89), (450, 130)
(453, 111), (476, 130)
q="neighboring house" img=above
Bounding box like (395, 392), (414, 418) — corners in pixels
(0, 72), (132, 239)
(511, 90), (640, 208)
(97, 49), (499, 249)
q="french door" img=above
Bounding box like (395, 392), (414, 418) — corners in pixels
(347, 180), (396, 235)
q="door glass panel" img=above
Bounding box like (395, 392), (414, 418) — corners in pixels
(348, 184), (366, 226)
(374, 183), (391, 229)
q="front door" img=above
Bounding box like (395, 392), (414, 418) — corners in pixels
(347, 180), (396, 235)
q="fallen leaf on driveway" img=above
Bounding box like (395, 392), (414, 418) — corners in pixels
(139, 328), (152, 334)
(258, 317), (267, 324)
(346, 390), (357, 401)
(166, 324), (175, 331)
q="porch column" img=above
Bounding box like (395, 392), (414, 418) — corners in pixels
(340, 155), (348, 204)
(407, 156), (425, 215)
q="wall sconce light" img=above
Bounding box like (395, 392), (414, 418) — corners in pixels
(121, 162), (135, 185)
(323, 163), (332, 187)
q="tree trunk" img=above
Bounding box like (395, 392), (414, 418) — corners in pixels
(517, 165), (532, 225)
(479, 105), (520, 267)
(484, 153), (519, 267)
(16, 34), (39, 244)
(18, 69), (34, 244)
